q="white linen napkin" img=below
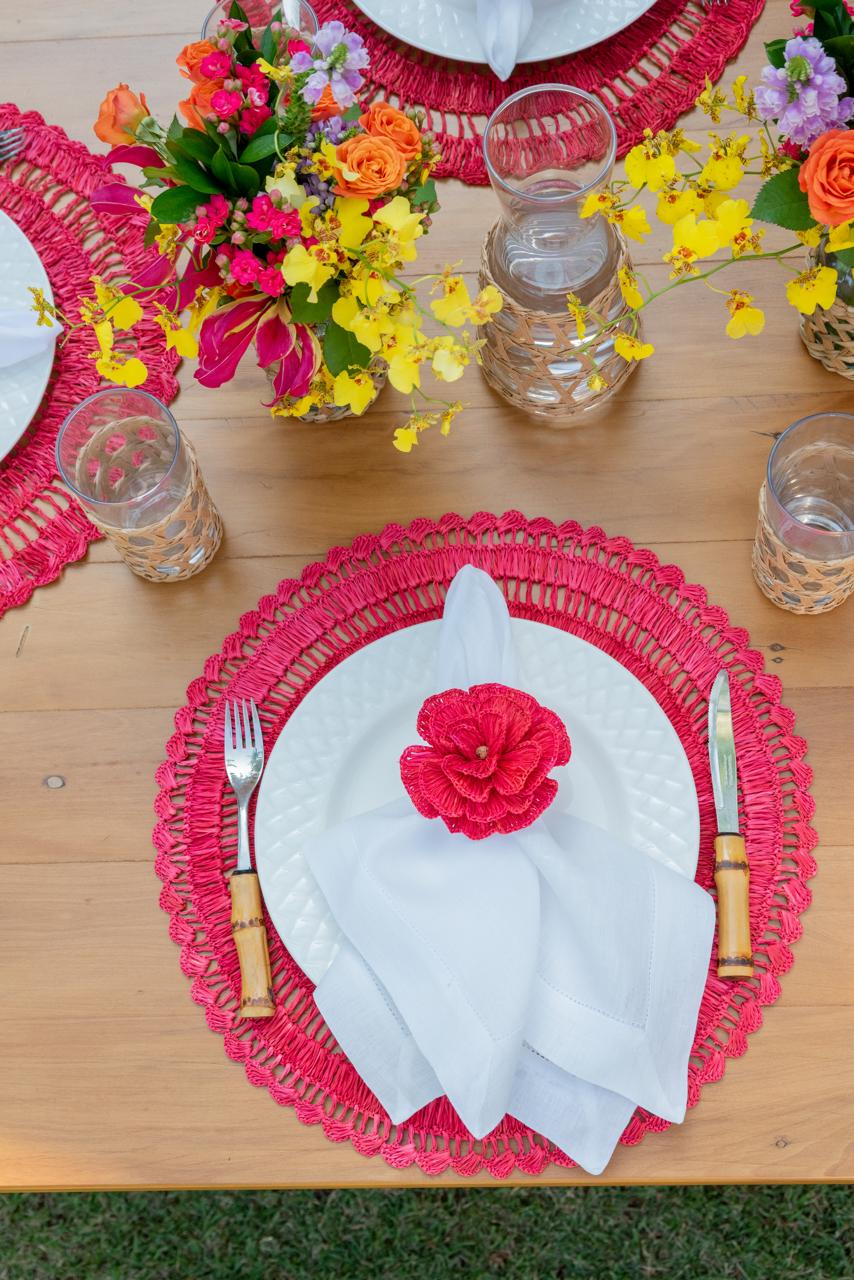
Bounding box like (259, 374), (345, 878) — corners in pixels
(477, 0), (534, 80)
(304, 566), (715, 1173)
(0, 307), (60, 370)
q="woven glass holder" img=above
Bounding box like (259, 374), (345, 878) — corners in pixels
(752, 482), (854, 614)
(85, 438), (224, 583)
(477, 225), (638, 423)
(799, 248), (854, 378)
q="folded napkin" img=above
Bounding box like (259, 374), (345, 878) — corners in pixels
(305, 567), (715, 1173)
(0, 307), (60, 370)
(477, 0), (534, 80)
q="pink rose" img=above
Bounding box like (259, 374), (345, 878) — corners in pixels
(201, 193), (230, 228)
(258, 265), (286, 296)
(246, 194), (274, 232)
(231, 249), (261, 284)
(192, 217), (216, 244)
(210, 88), (243, 118)
(200, 50), (233, 79)
(239, 105), (272, 135)
(400, 683), (571, 840)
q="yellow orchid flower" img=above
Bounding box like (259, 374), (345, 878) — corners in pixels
(386, 344), (424, 393)
(333, 370), (377, 415)
(266, 163), (308, 209)
(618, 266), (644, 310)
(664, 213), (720, 277)
(580, 190), (618, 220)
(439, 401), (463, 436)
(155, 224), (182, 261)
(431, 276), (473, 327)
(731, 75), (757, 121)
(701, 134), (749, 192)
(566, 292), (587, 340)
(786, 266), (838, 315)
(255, 56), (291, 83)
(656, 187), (701, 226)
(372, 196), (425, 263)
(91, 318), (147, 387)
(725, 290), (765, 339)
(587, 371), (608, 392)
(93, 278), (143, 331)
(828, 223), (854, 252)
(796, 226), (823, 248)
(350, 267), (396, 308)
(609, 205), (651, 243)
(431, 336), (468, 381)
(713, 198), (762, 257)
(154, 305), (198, 358)
(282, 243), (336, 301)
(393, 425), (421, 453)
(469, 285), (503, 323)
(696, 77), (728, 124)
(624, 136), (676, 193)
(614, 332), (654, 362)
(332, 294), (388, 352)
(28, 286), (57, 328)
(334, 197), (373, 251)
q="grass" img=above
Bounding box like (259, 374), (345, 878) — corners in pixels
(0, 1188), (851, 1280)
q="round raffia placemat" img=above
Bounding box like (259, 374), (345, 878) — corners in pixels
(313, 0), (765, 182)
(0, 103), (180, 619)
(154, 511), (817, 1178)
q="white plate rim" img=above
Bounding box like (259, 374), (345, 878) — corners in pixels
(255, 615), (700, 983)
(0, 209), (55, 461)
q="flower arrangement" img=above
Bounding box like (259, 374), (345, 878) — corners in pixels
(565, 0), (854, 383)
(33, 4), (501, 451)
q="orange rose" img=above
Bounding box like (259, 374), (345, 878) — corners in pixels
(177, 40), (217, 84)
(334, 135), (407, 199)
(799, 129), (854, 226)
(359, 102), (422, 163)
(179, 80), (221, 132)
(312, 84), (342, 123)
(94, 84), (150, 147)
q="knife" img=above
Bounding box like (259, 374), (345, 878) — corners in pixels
(708, 670), (754, 979)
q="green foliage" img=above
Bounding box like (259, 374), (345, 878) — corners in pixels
(752, 168), (816, 231)
(167, 152), (222, 195)
(824, 34), (854, 87)
(170, 130), (218, 164)
(239, 132), (279, 164)
(210, 147), (262, 197)
(831, 245), (854, 267)
(0, 1188), (850, 1280)
(322, 319), (371, 374)
(813, 0), (854, 45)
(289, 280), (340, 323)
(150, 184), (206, 224)
(764, 39), (786, 69)
(410, 177), (437, 207)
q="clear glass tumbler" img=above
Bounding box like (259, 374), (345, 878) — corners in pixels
(56, 389), (223, 582)
(201, 0), (318, 41)
(752, 412), (854, 614)
(479, 84), (637, 421)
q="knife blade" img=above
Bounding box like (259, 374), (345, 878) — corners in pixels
(708, 671), (754, 979)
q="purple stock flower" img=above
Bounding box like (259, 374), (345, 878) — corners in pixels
(290, 20), (369, 107)
(756, 36), (854, 148)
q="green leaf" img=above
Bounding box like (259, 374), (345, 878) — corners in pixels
(322, 320), (371, 375)
(410, 177), (437, 207)
(240, 132), (278, 163)
(167, 114), (183, 143)
(261, 22), (276, 63)
(342, 104), (362, 123)
(231, 160), (261, 196)
(289, 280), (339, 323)
(824, 35), (854, 84)
(210, 147), (238, 192)
(751, 168), (815, 231)
(170, 130), (217, 164)
(168, 152), (222, 194)
(228, 0), (250, 21)
(143, 218), (159, 249)
(764, 39), (787, 69)
(142, 166), (170, 185)
(151, 184), (206, 224)
(831, 245), (854, 268)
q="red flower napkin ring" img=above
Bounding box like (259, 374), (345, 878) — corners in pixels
(400, 683), (572, 840)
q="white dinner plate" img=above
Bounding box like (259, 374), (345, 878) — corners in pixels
(351, 0), (657, 65)
(255, 617), (700, 983)
(0, 211), (55, 460)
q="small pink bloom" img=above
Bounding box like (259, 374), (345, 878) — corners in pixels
(240, 104), (272, 135)
(231, 230), (246, 245)
(272, 208), (301, 239)
(219, 17), (247, 29)
(246, 194), (274, 232)
(200, 50), (233, 79)
(257, 265), (286, 296)
(201, 193), (230, 227)
(217, 121), (230, 134)
(231, 248), (261, 284)
(400, 683), (571, 840)
(210, 88), (243, 118)
(288, 39), (310, 56)
(192, 217), (217, 244)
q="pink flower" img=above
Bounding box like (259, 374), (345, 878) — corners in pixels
(219, 17), (247, 29)
(246, 194), (275, 232)
(231, 249), (261, 284)
(240, 105), (272, 135)
(200, 50), (233, 79)
(245, 194), (301, 239)
(400, 683), (571, 840)
(210, 88), (243, 118)
(257, 265), (286, 296)
(192, 217), (217, 244)
(288, 39), (311, 56)
(200, 193), (230, 228)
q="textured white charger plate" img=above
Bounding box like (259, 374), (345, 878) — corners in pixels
(255, 617), (700, 983)
(0, 210), (55, 461)
(351, 0), (657, 64)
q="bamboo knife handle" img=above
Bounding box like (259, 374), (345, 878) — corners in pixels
(230, 871), (275, 1018)
(714, 834), (754, 979)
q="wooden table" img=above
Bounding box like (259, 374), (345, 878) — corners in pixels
(2, 0), (852, 1188)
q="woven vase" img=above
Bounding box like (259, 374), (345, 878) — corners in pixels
(478, 225), (639, 424)
(800, 247), (854, 378)
(752, 482), (854, 614)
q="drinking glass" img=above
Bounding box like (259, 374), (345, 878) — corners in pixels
(56, 389), (223, 582)
(752, 412), (854, 614)
(201, 0), (318, 42)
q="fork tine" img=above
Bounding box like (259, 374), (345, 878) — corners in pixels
(224, 701), (234, 756)
(233, 699), (244, 750)
(241, 698), (252, 752)
(250, 699), (263, 758)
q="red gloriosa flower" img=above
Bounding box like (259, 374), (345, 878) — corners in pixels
(400, 683), (571, 840)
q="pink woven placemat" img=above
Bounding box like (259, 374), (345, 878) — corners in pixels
(0, 104), (180, 619)
(314, 0), (765, 182)
(154, 512), (817, 1178)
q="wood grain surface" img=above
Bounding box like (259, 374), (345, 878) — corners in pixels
(1, 0), (852, 1187)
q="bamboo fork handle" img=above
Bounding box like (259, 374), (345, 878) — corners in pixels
(230, 871), (275, 1018)
(714, 834), (754, 979)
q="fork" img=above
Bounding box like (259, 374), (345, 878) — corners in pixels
(0, 127), (25, 167)
(224, 698), (275, 1018)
